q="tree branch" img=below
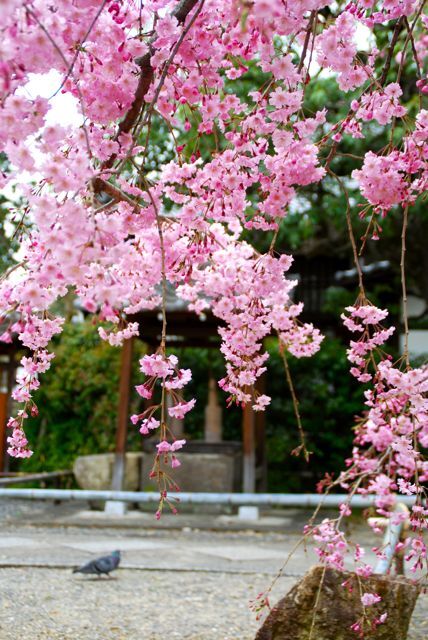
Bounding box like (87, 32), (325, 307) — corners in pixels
(92, 177), (140, 211)
(92, 176), (174, 223)
(102, 0), (200, 170)
(298, 10), (316, 74)
(379, 17), (404, 86)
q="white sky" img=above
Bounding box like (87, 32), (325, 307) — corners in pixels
(21, 69), (82, 127)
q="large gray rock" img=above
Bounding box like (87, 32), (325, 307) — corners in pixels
(255, 565), (420, 640)
(73, 453), (142, 491)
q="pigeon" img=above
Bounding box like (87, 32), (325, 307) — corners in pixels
(72, 550), (121, 578)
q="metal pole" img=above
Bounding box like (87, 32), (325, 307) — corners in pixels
(374, 503), (409, 575)
(0, 488), (417, 508)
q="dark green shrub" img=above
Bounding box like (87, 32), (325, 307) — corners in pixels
(23, 320), (143, 472)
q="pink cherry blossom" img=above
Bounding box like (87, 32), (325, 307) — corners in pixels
(171, 439), (186, 452)
(139, 417), (160, 436)
(168, 399), (196, 419)
(135, 384), (153, 400)
(361, 593), (381, 607)
(156, 440), (171, 454)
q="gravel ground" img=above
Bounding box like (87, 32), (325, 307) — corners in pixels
(0, 567), (291, 640)
(0, 566), (426, 640)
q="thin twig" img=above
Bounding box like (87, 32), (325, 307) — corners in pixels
(298, 11), (316, 73)
(401, 205), (410, 369)
(142, 179), (168, 425)
(0, 261), (24, 284)
(92, 177), (141, 211)
(101, 0), (200, 171)
(403, 16), (423, 79)
(278, 341), (311, 462)
(123, 0), (205, 174)
(396, 0), (427, 85)
(142, 0), (205, 126)
(379, 17), (404, 86)
(303, 11), (318, 87)
(328, 169), (365, 296)
(308, 565), (327, 640)
(91, 175), (171, 223)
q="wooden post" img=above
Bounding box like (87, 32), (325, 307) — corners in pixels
(0, 392), (7, 473)
(255, 373), (267, 491)
(0, 353), (15, 474)
(111, 337), (134, 492)
(242, 402), (256, 492)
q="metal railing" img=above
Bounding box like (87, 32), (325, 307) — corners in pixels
(0, 471), (73, 487)
(0, 488), (417, 507)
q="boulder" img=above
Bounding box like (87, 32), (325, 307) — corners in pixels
(255, 565), (420, 640)
(73, 452), (142, 491)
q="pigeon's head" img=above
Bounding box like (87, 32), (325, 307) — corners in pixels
(112, 550), (121, 558)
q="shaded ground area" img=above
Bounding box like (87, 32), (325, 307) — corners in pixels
(0, 499), (426, 639)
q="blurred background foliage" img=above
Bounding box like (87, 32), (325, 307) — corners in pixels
(23, 320), (144, 472)
(0, 154), (21, 272)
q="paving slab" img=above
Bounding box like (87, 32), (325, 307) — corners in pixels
(0, 498), (341, 532)
(0, 525), (316, 574)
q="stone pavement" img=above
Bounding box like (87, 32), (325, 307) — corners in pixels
(0, 499), (426, 639)
(0, 498), (374, 575)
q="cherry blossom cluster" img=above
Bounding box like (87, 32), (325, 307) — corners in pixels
(7, 349), (55, 457)
(316, 11), (369, 91)
(349, 0), (417, 25)
(178, 244), (322, 408)
(310, 518), (350, 571)
(341, 300), (395, 382)
(0, 308), (62, 455)
(303, 289), (428, 626)
(349, 608), (387, 638)
(330, 302), (428, 586)
(352, 108), (428, 215)
(131, 352), (193, 487)
(344, 364), (428, 577)
(347, 358), (428, 507)
(351, 83), (407, 126)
